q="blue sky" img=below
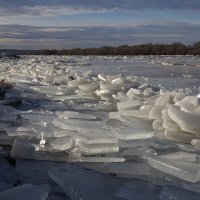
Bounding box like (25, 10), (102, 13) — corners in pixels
(0, 0), (200, 49)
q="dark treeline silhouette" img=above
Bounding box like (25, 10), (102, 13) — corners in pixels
(1, 42), (200, 56)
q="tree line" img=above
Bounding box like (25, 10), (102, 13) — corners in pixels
(1, 42), (200, 56)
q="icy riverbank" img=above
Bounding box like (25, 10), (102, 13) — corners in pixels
(1, 55), (200, 199)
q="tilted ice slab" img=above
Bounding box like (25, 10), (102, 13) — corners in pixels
(0, 184), (49, 200)
(115, 180), (161, 200)
(106, 162), (150, 178)
(123, 146), (157, 157)
(51, 94), (97, 101)
(168, 108), (200, 136)
(78, 134), (117, 144)
(53, 118), (106, 133)
(68, 79), (89, 87)
(30, 86), (64, 96)
(117, 100), (141, 112)
(160, 151), (198, 162)
(55, 111), (96, 120)
(49, 165), (123, 200)
(0, 156), (19, 185)
(118, 109), (150, 118)
(78, 143), (119, 155)
(164, 129), (195, 144)
(155, 92), (173, 106)
(148, 156), (200, 183)
(159, 186), (200, 200)
(0, 105), (22, 115)
(149, 106), (164, 120)
(11, 138), (37, 159)
(75, 89), (95, 97)
(5, 126), (35, 137)
(112, 127), (154, 140)
(175, 100), (198, 114)
(51, 136), (74, 151)
(21, 113), (57, 125)
(162, 109), (181, 132)
(78, 83), (99, 91)
(72, 102), (116, 111)
(118, 116), (153, 130)
(32, 125), (75, 138)
(70, 156), (125, 163)
(15, 159), (68, 193)
(100, 83), (122, 91)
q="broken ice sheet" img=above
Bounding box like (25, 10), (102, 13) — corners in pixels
(115, 180), (162, 200)
(118, 116), (153, 130)
(160, 186), (200, 200)
(117, 138), (153, 148)
(0, 184), (49, 200)
(117, 100), (141, 112)
(32, 124), (75, 138)
(0, 105), (21, 115)
(0, 115), (17, 123)
(118, 109), (150, 118)
(21, 113), (57, 125)
(16, 159), (62, 183)
(49, 165), (124, 200)
(164, 129), (195, 144)
(5, 126), (35, 137)
(149, 106), (165, 120)
(30, 86), (64, 96)
(0, 156), (19, 184)
(53, 118), (105, 132)
(51, 94), (96, 101)
(149, 167), (200, 194)
(168, 107), (200, 136)
(51, 136), (74, 151)
(72, 102), (116, 112)
(78, 143), (119, 155)
(177, 143), (196, 152)
(112, 127), (153, 140)
(160, 151), (198, 162)
(16, 158), (73, 199)
(55, 111), (96, 120)
(78, 162), (149, 180)
(123, 146), (157, 157)
(75, 89), (96, 97)
(0, 122), (12, 131)
(79, 134), (117, 144)
(78, 83), (99, 91)
(148, 156), (200, 183)
(162, 109), (181, 132)
(0, 146), (8, 156)
(0, 182), (13, 193)
(104, 162), (150, 179)
(155, 92), (173, 106)
(70, 155), (125, 163)
(11, 138), (37, 159)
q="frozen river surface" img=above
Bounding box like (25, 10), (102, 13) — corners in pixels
(2, 55), (200, 90)
(1, 55), (200, 200)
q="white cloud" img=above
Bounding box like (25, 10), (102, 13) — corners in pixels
(38, 27), (85, 32)
(21, 6), (110, 17)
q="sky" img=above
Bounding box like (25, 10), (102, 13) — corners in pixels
(0, 0), (200, 49)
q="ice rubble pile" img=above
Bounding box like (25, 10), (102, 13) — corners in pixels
(1, 56), (200, 199)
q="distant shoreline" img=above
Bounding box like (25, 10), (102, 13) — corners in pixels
(0, 42), (200, 56)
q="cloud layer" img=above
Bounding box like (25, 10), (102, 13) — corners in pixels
(0, 0), (200, 17)
(0, 1), (199, 48)
(0, 23), (199, 49)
